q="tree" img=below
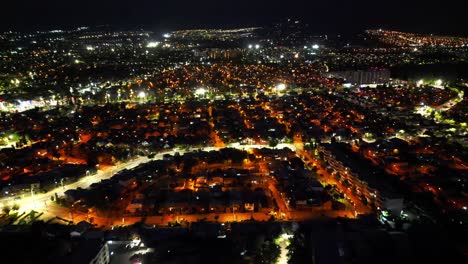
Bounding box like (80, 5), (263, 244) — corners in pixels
(2, 205), (11, 215)
(288, 229), (309, 264)
(269, 138), (279, 148)
(254, 241), (280, 264)
(12, 204), (19, 211)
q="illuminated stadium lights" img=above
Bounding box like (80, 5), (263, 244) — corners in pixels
(146, 41), (160, 48)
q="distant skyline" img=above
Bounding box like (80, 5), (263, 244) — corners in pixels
(2, 0), (467, 36)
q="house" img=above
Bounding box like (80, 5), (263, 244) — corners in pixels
(115, 173), (136, 187)
(209, 199), (225, 213)
(228, 191), (243, 212)
(64, 189), (86, 203)
(126, 199), (143, 214)
(70, 221), (93, 237)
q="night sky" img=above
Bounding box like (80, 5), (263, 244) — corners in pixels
(2, 0), (467, 35)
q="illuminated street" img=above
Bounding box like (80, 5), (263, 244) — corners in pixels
(0, 7), (467, 263)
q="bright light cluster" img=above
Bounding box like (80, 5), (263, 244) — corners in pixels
(194, 87), (207, 96)
(146, 41), (160, 48)
(275, 83), (287, 92)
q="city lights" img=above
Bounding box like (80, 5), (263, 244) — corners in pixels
(0, 18), (467, 264)
(138, 91), (146, 99)
(274, 83), (287, 92)
(146, 41), (160, 48)
(194, 87), (207, 96)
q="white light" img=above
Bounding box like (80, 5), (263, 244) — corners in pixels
(86, 46), (94, 51)
(146, 42), (160, 48)
(138, 91), (146, 98)
(248, 44), (253, 49)
(275, 83), (286, 91)
(163, 33), (171, 38)
(435, 79), (442, 86)
(255, 44), (260, 49)
(312, 44), (319, 49)
(195, 87), (207, 96)
(294, 53), (299, 58)
(417, 79), (424, 87)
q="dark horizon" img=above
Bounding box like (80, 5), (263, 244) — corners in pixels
(2, 0), (467, 36)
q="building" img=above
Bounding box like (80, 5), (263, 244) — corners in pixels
(318, 143), (403, 215)
(328, 69), (391, 85)
(53, 239), (110, 264)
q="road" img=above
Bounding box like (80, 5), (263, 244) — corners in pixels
(435, 88), (464, 112)
(1, 147), (212, 215)
(298, 150), (372, 215)
(3, 142), (358, 227)
(42, 208), (353, 228)
(1, 143), (295, 220)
